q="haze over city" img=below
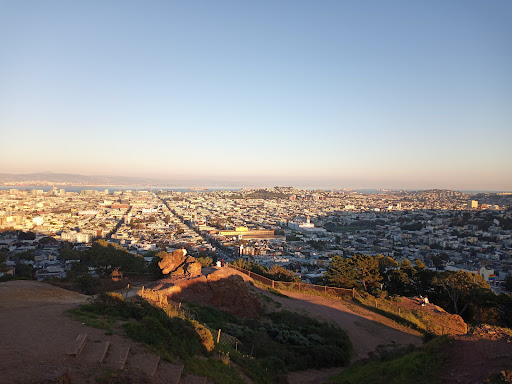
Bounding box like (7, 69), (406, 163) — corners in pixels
(1, 1), (511, 190)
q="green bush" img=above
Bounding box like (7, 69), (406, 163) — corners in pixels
(185, 357), (245, 384)
(191, 320), (215, 352)
(197, 257), (213, 268)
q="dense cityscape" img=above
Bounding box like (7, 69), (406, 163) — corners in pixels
(2, 186), (511, 292)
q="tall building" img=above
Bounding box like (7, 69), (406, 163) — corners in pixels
(467, 200), (478, 209)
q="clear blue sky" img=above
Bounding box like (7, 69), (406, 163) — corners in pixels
(1, 0), (511, 190)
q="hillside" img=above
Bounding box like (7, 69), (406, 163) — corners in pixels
(0, 280), (207, 384)
(2, 269), (511, 384)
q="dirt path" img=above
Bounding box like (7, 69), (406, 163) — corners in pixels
(0, 280), (185, 384)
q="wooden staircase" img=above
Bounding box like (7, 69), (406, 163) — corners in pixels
(66, 334), (208, 384)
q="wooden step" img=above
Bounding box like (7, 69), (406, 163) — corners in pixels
(78, 340), (110, 364)
(98, 341), (110, 364)
(104, 344), (130, 370)
(67, 334), (88, 357)
(154, 362), (184, 384)
(127, 352), (161, 378)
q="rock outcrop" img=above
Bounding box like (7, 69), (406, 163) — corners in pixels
(150, 267), (263, 318)
(157, 249), (202, 277)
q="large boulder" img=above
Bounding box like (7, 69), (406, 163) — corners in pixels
(158, 249), (202, 277)
(165, 268), (263, 318)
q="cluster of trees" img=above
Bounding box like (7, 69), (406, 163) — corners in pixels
(60, 240), (147, 276)
(323, 254), (512, 327)
(57, 240), (149, 293)
(231, 259), (300, 282)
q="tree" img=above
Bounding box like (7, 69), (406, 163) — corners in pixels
(14, 263), (34, 279)
(0, 252), (8, 273)
(324, 256), (358, 289)
(505, 274), (512, 292)
(324, 254), (383, 292)
(414, 259), (427, 270)
(148, 255), (164, 280)
(16, 251), (34, 261)
(352, 254), (382, 293)
(433, 270), (490, 315)
(266, 264), (300, 282)
(85, 240), (146, 276)
(59, 249), (81, 261)
(386, 268), (412, 295)
(18, 231), (36, 240)
(431, 255), (445, 270)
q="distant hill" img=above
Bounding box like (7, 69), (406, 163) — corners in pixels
(0, 172), (161, 186)
(0, 172), (233, 187)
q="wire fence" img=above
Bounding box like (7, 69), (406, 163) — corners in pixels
(230, 266), (355, 298)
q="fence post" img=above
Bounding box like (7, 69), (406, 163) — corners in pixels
(217, 329), (221, 344)
(272, 280), (275, 289)
(352, 288), (355, 298)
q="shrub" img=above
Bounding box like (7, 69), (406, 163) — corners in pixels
(197, 257), (213, 268)
(485, 369), (512, 384)
(191, 320), (215, 352)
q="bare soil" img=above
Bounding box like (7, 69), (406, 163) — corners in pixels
(439, 326), (512, 384)
(0, 280), (186, 384)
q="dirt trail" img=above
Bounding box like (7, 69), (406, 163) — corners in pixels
(0, 280), (186, 384)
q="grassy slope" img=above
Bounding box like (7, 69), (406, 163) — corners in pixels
(329, 336), (449, 384)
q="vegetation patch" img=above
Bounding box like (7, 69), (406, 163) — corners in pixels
(68, 293), (242, 381)
(190, 304), (353, 374)
(185, 357), (245, 384)
(267, 287), (289, 298)
(330, 336), (449, 384)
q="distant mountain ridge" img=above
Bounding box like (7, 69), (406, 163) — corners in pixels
(0, 172), (217, 187)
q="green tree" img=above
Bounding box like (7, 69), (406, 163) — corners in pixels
(324, 256), (358, 289)
(0, 252), (8, 273)
(386, 268), (412, 295)
(352, 254), (382, 292)
(59, 249), (81, 260)
(505, 274), (512, 292)
(14, 263), (34, 279)
(148, 255), (164, 280)
(18, 231), (36, 240)
(414, 259), (427, 270)
(266, 264), (300, 282)
(85, 240), (146, 276)
(433, 270), (490, 315)
(15, 251), (34, 261)
(67, 262), (90, 280)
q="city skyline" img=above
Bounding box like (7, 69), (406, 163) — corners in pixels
(1, 1), (511, 191)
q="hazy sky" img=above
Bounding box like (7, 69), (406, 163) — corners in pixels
(1, 1), (511, 190)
